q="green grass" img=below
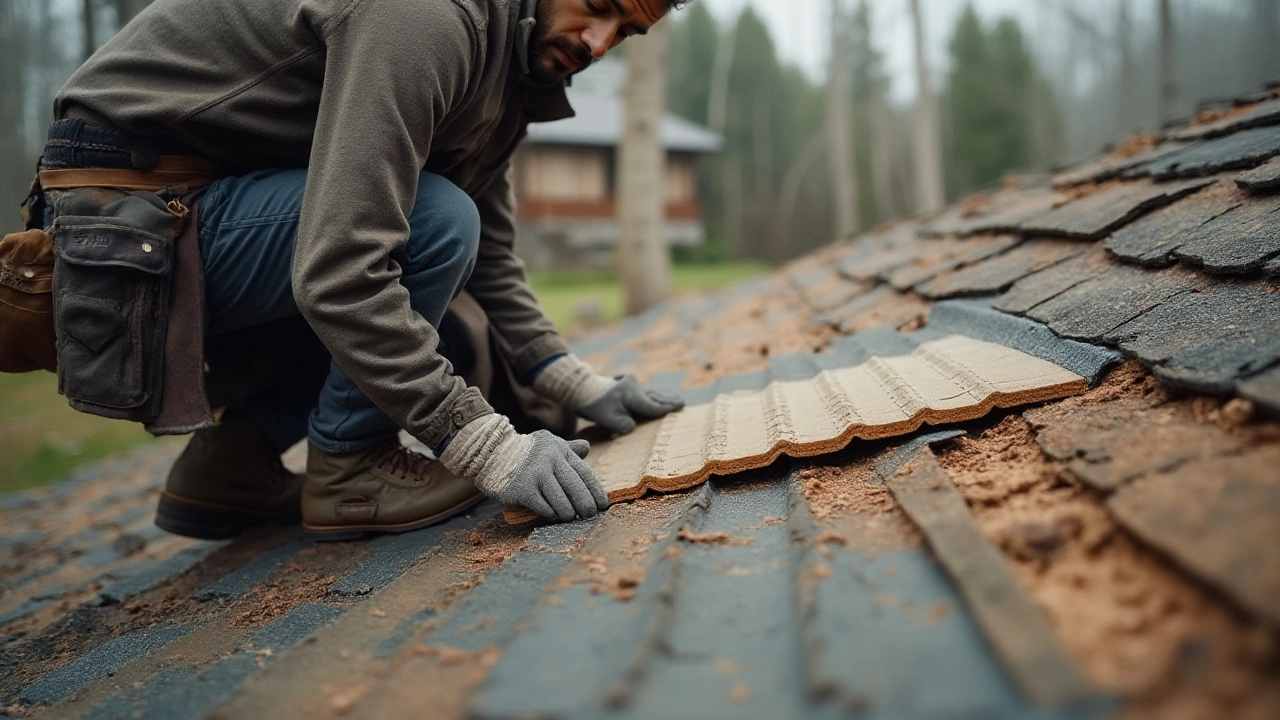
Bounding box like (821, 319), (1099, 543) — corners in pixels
(0, 372), (165, 494)
(529, 261), (770, 332)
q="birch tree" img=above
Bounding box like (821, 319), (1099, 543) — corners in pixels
(909, 0), (945, 213)
(1158, 0), (1177, 125)
(826, 0), (858, 238)
(618, 23), (671, 316)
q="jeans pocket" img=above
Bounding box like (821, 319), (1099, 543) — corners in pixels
(52, 189), (178, 418)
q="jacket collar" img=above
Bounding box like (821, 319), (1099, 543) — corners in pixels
(514, 0), (575, 123)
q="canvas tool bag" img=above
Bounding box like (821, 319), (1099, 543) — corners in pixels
(0, 157), (219, 423)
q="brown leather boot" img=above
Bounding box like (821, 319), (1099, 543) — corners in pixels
(301, 439), (484, 541)
(155, 410), (302, 540)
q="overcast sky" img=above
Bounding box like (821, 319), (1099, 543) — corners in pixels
(695, 0), (1200, 103)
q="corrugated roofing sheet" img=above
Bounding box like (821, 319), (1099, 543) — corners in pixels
(506, 334), (1087, 523)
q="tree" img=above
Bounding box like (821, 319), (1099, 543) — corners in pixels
(826, 0), (858, 238)
(667, 2), (717, 127)
(944, 7), (1060, 197)
(1157, 0), (1176, 125)
(666, 5), (827, 263)
(618, 22), (671, 315)
(849, 1), (898, 225)
(909, 0), (945, 213)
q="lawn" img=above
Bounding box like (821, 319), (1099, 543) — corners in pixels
(528, 261), (770, 332)
(0, 371), (169, 495)
(0, 261), (770, 495)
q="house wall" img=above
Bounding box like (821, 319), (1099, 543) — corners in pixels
(513, 145), (707, 270)
(517, 146), (609, 202)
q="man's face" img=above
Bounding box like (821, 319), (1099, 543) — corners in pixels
(529, 0), (669, 85)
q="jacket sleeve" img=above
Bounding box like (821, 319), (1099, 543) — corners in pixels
(467, 162), (571, 378)
(291, 0), (494, 450)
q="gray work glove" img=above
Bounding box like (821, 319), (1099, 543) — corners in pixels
(533, 354), (684, 435)
(439, 413), (608, 522)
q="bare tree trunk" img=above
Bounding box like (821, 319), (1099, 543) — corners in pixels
(868, 99), (895, 224)
(752, 93), (773, 207)
(723, 157), (745, 259)
(1116, 0), (1136, 134)
(774, 132), (824, 254)
(82, 0), (97, 63)
(1, 0), (30, 233)
(1256, 0), (1280, 78)
(618, 22), (671, 316)
(706, 9), (736, 136)
(826, 0), (858, 238)
(1158, 0), (1177, 125)
(908, 0), (945, 214)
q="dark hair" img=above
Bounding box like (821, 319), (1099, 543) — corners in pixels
(669, 0), (691, 8)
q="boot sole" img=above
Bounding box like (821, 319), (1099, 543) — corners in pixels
(156, 491), (301, 541)
(302, 493), (486, 542)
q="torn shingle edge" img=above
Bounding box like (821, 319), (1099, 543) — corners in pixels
(505, 334), (1087, 523)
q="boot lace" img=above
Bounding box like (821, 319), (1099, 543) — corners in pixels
(366, 441), (432, 481)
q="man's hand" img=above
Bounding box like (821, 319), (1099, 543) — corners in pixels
(576, 376), (683, 434)
(533, 354), (684, 435)
(439, 414), (607, 522)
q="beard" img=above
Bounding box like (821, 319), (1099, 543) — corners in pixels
(526, 2), (594, 85)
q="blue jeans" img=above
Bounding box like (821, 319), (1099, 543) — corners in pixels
(198, 169), (480, 454)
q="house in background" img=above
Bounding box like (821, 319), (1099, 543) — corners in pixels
(513, 70), (722, 270)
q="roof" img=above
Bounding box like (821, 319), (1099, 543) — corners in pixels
(3, 86), (1280, 719)
(526, 89), (724, 153)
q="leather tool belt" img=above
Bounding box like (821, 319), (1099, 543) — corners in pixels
(2, 150), (221, 429)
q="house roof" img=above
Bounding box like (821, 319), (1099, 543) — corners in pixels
(525, 89), (724, 153)
(2, 86), (1280, 719)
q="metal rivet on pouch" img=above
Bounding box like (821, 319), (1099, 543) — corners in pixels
(22, 270), (33, 278)
(142, 243), (153, 252)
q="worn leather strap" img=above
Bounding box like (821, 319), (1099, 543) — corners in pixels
(38, 155), (222, 192)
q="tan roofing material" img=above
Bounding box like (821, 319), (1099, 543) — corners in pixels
(505, 334), (1087, 523)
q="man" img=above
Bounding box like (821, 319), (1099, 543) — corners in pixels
(42, 0), (686, 540)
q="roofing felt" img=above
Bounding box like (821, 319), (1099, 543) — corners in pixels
(524, 89), (724, 153)
(4, 85), (1280, 719)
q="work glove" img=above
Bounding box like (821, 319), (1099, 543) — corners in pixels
(532, 354), (685, 434)
(439, 413), (608, 522)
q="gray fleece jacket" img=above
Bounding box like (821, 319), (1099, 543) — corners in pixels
(54, 0), (575, 449)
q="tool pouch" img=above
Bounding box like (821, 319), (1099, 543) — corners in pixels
(0, 227), (57, 373)
(50, 187), (180, 423)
